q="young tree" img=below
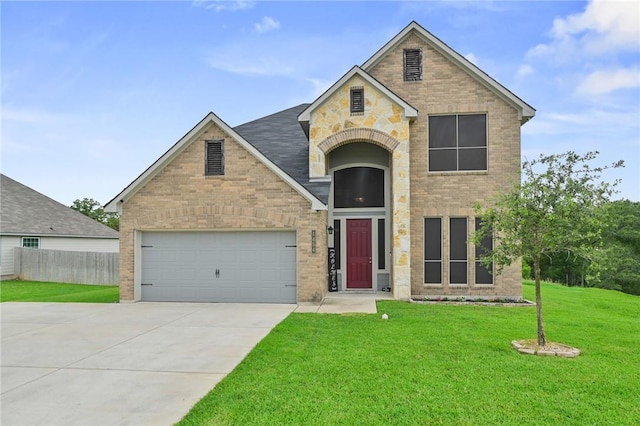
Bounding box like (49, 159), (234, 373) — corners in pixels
(70, 198), (120, 231)
(474, 151), (623, 347)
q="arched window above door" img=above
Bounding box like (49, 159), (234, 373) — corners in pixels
(334, 167), (385, 208)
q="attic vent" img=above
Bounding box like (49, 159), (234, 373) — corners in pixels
(205, 140), (224, 176)
(350, 87), (364, 114)
(403, 48), (422, 81)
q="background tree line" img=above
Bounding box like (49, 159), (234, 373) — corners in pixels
(523, 199), (640, 296)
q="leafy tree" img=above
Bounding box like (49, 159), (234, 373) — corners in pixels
(70, 198), (120, 231)
(474, 151), (623, 347)
(587, 200), (640, 295)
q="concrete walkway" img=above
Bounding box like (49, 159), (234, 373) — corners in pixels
(1, 302), (295, 426)
(295, 292), (392, 314)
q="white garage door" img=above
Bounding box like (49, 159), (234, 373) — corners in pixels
(141, 231), (297, 303)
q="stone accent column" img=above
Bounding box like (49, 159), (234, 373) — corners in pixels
(392, 139), (411, 300)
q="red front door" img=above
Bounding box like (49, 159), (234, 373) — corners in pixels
(346, 219), (372, 289)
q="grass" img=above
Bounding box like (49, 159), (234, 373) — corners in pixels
(178, 281), (640, 425)
(0, 280), (119, 303)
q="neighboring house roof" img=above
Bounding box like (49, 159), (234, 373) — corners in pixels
(0, 174), (119, 238)
(362, 21), (536, 123)
(104, 110), (327, 212)
(298, 65), (418, 132)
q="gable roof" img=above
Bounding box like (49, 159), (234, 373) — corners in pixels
(234, 104), (330, 204)
(362, 21), (535, 123)
(298, 65), (418, 133)
(0, 174), (119, 238)
(104, 110), (327, 213)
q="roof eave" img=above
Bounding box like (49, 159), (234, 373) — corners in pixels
(362, 21), (535, 125)
(106, 113), (327, 213)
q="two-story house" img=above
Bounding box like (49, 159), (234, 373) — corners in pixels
(106, 21), (535, 304)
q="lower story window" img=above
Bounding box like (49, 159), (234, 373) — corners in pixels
(424, 218), (442, 283)
(475, 218), (494, 284)
(22, 237), (40, 248)
(450, 218), (468, 284)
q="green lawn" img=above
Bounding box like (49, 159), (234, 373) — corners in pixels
(178, 281), (640, 425)
(0, 280), (119, 303)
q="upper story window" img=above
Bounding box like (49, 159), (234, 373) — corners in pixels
(350, 87), (364, 114)
(205, 140), (224, 176)
(22, 237), (40, 248)
(428, 114), (487, 172)
(403, 48), (422, 81)
(334, 167), (384, 208)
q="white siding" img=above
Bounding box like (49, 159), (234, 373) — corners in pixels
(0, 236), (20, 277)
(40, 237), (119, 253)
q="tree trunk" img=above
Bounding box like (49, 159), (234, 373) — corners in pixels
(534, 258), (546, 347)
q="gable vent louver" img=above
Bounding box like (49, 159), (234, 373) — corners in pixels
(205, 139), (224, 176)
(350, 87), (364, 114)
(404, 48), (422, 81)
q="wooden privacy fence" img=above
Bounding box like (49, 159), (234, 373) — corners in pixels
(14, 248), (119, 285)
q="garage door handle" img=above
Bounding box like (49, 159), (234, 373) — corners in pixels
(284, 284), (296, 287)
(141, 283), (153, 286)
(215, 269), (220, 278)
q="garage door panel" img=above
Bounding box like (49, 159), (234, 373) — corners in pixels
(141, 231), (297, 303)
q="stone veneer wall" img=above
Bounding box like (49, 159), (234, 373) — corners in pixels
(309, 74), (413, 299)
(119, 121), (327, 303)
(368, 32), (522, 298)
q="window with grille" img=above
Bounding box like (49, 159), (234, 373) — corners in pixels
(404, 48), (422, 81)
(205, 140), (224, 176)
(350, 87), (364, 114)
(428, 114), (487, 171)
(22, 237), (40, 248)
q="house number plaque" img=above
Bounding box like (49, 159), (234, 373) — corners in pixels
(328, 247), (338, 292)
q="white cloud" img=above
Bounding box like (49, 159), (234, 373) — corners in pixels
(516, 64), (534, 79)
(254, 16), (280, 34)
(528, 0), (639, 60)
(192, 0), (254, 12)
(551, 0), (640, 53)
(1, 106), (70, 124)
(576, 68), (640, 96)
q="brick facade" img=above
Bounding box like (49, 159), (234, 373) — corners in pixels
(113, 23), (530, 303)
(118, 121), (327, 302)
(368, 33), (523, 298)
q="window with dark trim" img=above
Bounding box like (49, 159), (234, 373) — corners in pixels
(475, 218), (494, 284)
(378, 219), (385, 270)
(428, 114), (487, 171)
(333, 167), (384, 208)
(334, 219), (341, 270)
(350, 87), (364, 114)
(450, 218), (468, 284)
(424, 218), (442, 284)
(22, 237), (40, 248)
(404, 48), (422, 81)
(205, 140), (224, 176)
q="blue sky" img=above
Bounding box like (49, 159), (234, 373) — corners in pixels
(2, 0), (639, 206)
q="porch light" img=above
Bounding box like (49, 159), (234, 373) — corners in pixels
(327, 226), (334, 235)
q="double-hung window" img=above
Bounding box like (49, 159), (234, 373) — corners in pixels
(428, 114), (487, 171)
(475, 218), (494, 284)
(424, 218), (442, 284)
(450, 218), (468, 284)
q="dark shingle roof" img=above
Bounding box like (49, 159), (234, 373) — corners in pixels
(0, 174), (119, 238)
(234, 104), (330, 204)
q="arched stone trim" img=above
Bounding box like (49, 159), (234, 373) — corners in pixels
(132, 205), (298, 229)
(318, 128), (400, 154)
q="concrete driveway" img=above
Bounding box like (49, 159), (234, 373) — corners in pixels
(1, 302), (295, 426)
